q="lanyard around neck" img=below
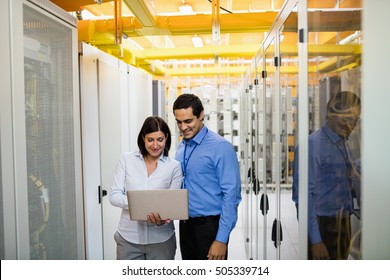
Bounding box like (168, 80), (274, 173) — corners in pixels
(182, 142), (198, 178)
(182, 128), (208, 178)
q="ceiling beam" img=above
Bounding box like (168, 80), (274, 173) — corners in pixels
(166, 66), (247, 77)
(122, 0), (156, 27)
(78, 11), (279, 41)
(78, 9), (361, 43)
(92, 42), (360, 77)
(131, 44), (361, 61)
(49, 0), (112, 11)
(134, 44), (261, 60)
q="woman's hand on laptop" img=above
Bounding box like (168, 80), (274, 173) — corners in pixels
(147, 213), (171, 226)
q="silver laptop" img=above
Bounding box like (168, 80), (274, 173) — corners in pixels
(127, 189), (189, 221)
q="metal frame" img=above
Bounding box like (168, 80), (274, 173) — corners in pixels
(297, 0), (309, 260)
(1, 0), (83, 259)
(0, 0), (17, 260)
(242, 0), (306, 260)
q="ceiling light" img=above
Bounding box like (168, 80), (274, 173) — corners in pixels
(192, 36), (204, 48)
(179, 4), (193, 14)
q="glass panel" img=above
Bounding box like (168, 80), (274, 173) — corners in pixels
(248, 66), (258, 260)
(0, 140), (4, 259)
(264, 37), (276, 259)
(240, 79), (251, 258)
(24, 4), (78, 259)
(254, 53), (266, 260)
(279, 10), (299, 260)
(303, 0), (362, 260)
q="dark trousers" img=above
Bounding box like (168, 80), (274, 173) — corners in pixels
(179, 215), (228, 260)
(309, 215), (351, 260)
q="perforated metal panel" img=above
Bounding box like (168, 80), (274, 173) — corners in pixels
(24, 3), (78, 259)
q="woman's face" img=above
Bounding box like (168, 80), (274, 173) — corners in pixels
(143, 130), (167, 159)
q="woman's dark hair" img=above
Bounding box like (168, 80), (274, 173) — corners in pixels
(137, 116), (172, 157)
(172, 93), (204, 118)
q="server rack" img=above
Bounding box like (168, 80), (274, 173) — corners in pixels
(0, 0), (83, 259)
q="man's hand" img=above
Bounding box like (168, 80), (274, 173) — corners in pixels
(207, 240), (227, 260)
(310, 242), (330, 260)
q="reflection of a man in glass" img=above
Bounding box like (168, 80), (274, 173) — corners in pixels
(327, 102), (360, 139)
(292, 91), (361, 260)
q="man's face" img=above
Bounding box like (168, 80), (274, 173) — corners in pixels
(174, 107), (204, 140)
(327, 106), (361, 138)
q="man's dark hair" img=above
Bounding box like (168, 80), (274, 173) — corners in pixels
(137, 116), (171, 157)
(326, 91), (361, 114)
(172, 94), (204, 118)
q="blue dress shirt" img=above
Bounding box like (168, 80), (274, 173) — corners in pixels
(292, 122), (353, 244)
(175, 125), (242, 243)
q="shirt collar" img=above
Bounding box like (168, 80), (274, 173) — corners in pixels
(323, 121), (344, 143)
(136, 151), (167, 162)
(184, 125), (208, 145)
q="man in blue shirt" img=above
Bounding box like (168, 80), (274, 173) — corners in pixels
(292, 91), (361, 260)
(173, 94), (242, 260)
